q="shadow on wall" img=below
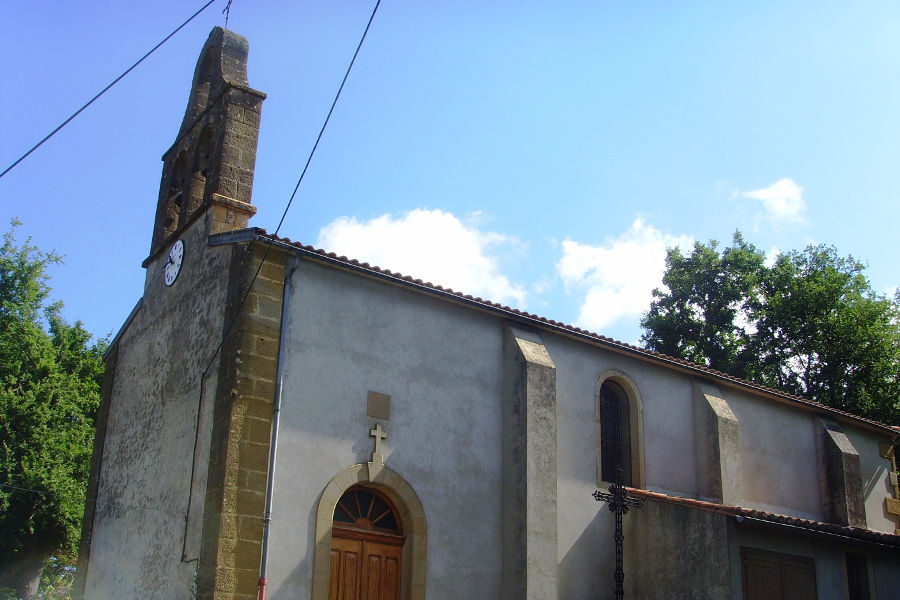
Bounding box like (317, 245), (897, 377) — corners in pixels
(559, 508), (616, 600)
(560, 497), (733, 600)
(626, 499), (731, 600)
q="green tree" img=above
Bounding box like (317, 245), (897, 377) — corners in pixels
(0, 221), (105, 599)
(641, 233), (900, 424)
(640, 232), (767, 380)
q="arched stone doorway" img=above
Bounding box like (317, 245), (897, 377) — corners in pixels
(312, 464), (426, 600)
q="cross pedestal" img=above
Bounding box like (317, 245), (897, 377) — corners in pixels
(368, 423), (387, 480)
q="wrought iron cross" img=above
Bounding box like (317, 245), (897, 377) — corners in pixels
(592, 467), (643, 600)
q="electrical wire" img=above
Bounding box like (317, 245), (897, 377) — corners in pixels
(0, 0), (219, 181)
(1, 0), (383, 573)
(201, 0), (382, 377)
(184, 1), (382, 562)
(273, 0), (382, 238)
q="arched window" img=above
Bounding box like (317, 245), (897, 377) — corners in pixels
(184, 126), (215, 221)
(166, 151), (189, 223)
(329, 486), (404, 600)
(600, 380), (632, 485)
(333, 486), (403, 537)
(186, 47), (216, 123)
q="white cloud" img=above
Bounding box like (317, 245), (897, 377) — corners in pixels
(316, 208), (527, 307)
(556, 218), (693, 332)
(743, 178), (807, 226)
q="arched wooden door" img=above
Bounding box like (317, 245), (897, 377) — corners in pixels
(329, 486), (405, 600)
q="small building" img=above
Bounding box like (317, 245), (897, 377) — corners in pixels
(75, 27), (900, 600)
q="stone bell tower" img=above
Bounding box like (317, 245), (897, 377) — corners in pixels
(145, 26), (265, 265)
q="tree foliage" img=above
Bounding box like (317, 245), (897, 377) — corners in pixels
(641, 232), (900, 424)
(0, 221), (106, 599)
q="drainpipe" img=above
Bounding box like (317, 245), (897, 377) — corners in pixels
(258, 256), (298, 600)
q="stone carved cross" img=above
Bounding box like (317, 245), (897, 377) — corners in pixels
(368, 423), (387, 479)
(370, 423), (387, 456)
(592, 467), (643, 600)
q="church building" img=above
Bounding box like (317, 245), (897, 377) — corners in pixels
(75, 28), (900, 600)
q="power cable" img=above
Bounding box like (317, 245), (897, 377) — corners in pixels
(223, 0), (235, 28)
(273, 0), (382, 238)
(200, 0), (382, 377)
(184, 2), (382, 565)
(3, 0), (384, 573)
(0, 0), (219, 181)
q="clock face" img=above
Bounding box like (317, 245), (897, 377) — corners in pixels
(164, 239), (184, 286)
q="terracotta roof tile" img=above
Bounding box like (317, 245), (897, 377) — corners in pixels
(627, 488), (900, 548)
(251, 228), (898, 434)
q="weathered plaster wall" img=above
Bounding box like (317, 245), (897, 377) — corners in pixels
(82, 214), (232, 598)
(550, 334), (700, 599)
(693, 380), (742, 504)
(871, 549), (900, 598)
(501, 326), (558, 599)
(252, 252), (896, 599)
(725, 521), (898, 600)
(554, 335), (645, 599)
(266, 261), (506, 598)
(843, 426), (897, 534)
(626, 499), (731, 599)
(726, 389), (823, 519)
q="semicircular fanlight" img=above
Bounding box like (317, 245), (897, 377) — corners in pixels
(333, 487), (402, 534)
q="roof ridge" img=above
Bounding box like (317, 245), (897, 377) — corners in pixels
(251, 228), (898, 433)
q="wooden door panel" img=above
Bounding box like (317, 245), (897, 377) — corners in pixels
(363, 553), (382, 600)
(381, 552), (400, 600)
(352, 540), (402, 600)
(742, 559), (781, 600)
(330, 537), (363, 600)
(782, 565), (816, 600)
(328, 550), (340, 600)
(741, 548), (815, 600)
(342, 550), (361, 600)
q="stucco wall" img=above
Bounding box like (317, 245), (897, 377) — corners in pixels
(627, 499), (731, 599)
(871, 550), (900, 599)
(83, 215), (232, 598)
(552, 333), (701, 496)
(726, 388), (824, 519)
(553, 335), (616, 598)
(552, 333), (701, 599)
(726, 521), (900, 600)
(266, 261), (506, 598)
(843, 425), (897, 534)
(257, 254), (897, 599)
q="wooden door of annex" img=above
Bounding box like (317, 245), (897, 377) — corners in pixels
(741, 547), (816, 600)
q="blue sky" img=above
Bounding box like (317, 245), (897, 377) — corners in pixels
(2, 1), (898, 345)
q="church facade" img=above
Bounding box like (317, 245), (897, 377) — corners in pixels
(75, 28), (900, 600)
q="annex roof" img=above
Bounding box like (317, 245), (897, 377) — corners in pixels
(629, 488), (900, 550)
